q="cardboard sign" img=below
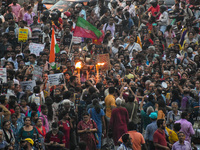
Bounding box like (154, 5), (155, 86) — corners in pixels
(18, 28), (28, 42)
(48, 73), (65, 86)
(0, 68), (7, 83)
(97, 53), (110, 71)
(29, 43), (45, 56)
(20, 80), (36, 92)
(32, 65), (43, 81)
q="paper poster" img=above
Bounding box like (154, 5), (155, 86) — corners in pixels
(18, 28), (28, 42)
(97, 53), (110, 70)
(0, 68), (7, 83)
(20, 80), (36, 92)
(29, 43), (45, 56)
(72, 36), (82, 44)
(32, 65), (43, 81)
(48, 73), (65, 86)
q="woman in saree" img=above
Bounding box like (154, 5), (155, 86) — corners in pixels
(77, 112), (98, 150)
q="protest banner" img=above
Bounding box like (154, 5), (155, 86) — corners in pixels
(29, 43), (45, 56)
(20, 80), (36, 92)
(32, 65), (43, 81)
(48, 73), (65, 86)
(0, 68), (7, 83)
(97, 53), (110, 71)
(18, 28), (28, 42)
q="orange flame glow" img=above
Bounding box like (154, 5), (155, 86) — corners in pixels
(97, 63), (105, 66)
(75, 62), (82, 69)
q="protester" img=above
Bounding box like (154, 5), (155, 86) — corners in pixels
(88, 99), (106, 150)
(0, 129), (9, 149)
(172, 132), (192, 150)
(77, 112), (97, 150)
(145, 112), (158, 150)
(175, 111), (195, 142)
(117, 133), (133, 150)
(18, 117), (40, 144)
(2, 120), (15, 145)
(45, 122), (65, 150)
(20, 138), (34, 150)
(109, 98), (129, 149)
(58, 111), (71, 149)
(153, 119), (171, 150)
(35, 118), (46, 150)
(119, 122), (146, 150)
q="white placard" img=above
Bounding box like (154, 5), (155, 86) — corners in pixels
(32, 65), (43, 81)
(0, 68), (7, 83)
(20, 80), (36, 92)
(48, 73), (65, 86)
(29, 43), (45, 56)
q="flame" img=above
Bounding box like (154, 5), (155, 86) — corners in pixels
(97, 63), (105, 66)
(75, 62), (82, 69)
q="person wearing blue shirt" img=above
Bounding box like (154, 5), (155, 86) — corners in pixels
(75, 3), (86, 20)
(145, 112), (158, 150)
(88, 99), (106, 150)
(10, 113), (22, 150)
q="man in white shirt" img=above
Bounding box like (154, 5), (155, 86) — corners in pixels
(75, 3), (86, 20)
(117, 0), (126, 8)
(181, 1), (194, 25)
(157, 5), (169, 33)
(111, 39), (120, 57)
(123, 0), (136, 18)
(6, 81), (16, 99)
(125, 36), (142, 59)
(103, 17), (115, 37)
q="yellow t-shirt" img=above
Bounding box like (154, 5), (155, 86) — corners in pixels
(165, 127), (179, 144)
(105, 94), (116, 118)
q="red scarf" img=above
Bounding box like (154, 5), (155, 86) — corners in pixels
(36, 126), (46, 138)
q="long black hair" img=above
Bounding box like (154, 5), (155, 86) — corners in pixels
(92, 99), (101, 114)
(45, 97), (53, 121)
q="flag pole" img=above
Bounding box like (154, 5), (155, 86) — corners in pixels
(69, 33), (73, 53)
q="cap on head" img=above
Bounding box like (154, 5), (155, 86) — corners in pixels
(187, 47), (193, 53)
(149, 112), (157, 119)
(24, 138), (34, 146)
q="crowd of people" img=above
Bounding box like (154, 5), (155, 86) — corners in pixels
(0, 0), (200, 149)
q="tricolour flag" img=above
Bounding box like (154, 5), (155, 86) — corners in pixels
(74, 17), (102, 39)
(49, 28), (60, 69)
